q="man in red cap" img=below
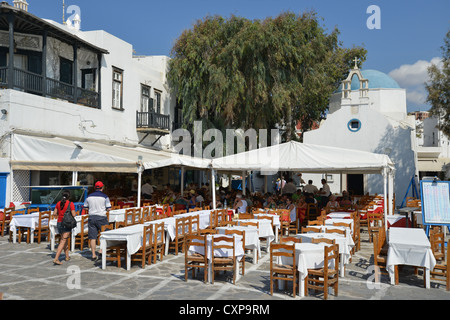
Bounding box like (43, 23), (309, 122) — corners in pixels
(83, 181), (111, 261)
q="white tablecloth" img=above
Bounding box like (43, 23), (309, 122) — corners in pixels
(387, 227), (436, 288)
(279, 242), (334, 297)
(216, 226), (261, 263)
(237, 219), (275, 244)
(297, 232), (354, 277)
(189, 234), (245, 283)
(9, 213), (42, 244)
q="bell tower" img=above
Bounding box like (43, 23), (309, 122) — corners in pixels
(13, 0), (28, 11)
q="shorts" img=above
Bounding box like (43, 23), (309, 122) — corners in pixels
(57, 222), (72, 235)
(88, 215), (109, 240)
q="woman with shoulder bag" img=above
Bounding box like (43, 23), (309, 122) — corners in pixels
(53, 191), (77, 265)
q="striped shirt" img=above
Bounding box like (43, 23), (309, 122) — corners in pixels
(83, 190), (111, 217)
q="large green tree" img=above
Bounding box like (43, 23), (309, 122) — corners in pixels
(426, 29), (450, 137)
(168, 11), (367, 141)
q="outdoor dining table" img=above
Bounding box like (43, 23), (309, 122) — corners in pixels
(278, 242), (333, 298)
(387, 227), (436, 288)
(9, 212), (44, 244)
(324, 218), (354, 233)
(397, 207), (420, 228)
(236, 218), (275, 250)
(99, 223), (164, 270)
(216, 225), (261, 263)
(296, 231), (354, 277)
(253, 213), (281, 242)
(49, 215), (85, 251)
(188, 233), (245, 284)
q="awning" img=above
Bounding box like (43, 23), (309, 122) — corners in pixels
(211, 140), (394, 174)
(11, 134), (181, 173)
(418, 158), (450, 172)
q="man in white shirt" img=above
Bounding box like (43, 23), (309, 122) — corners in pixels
(319, 179), (331, 208)
(141, 180), (154, 199)
(303, 180), (319, 195)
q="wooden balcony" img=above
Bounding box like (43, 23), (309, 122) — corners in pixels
(0, 67), (99, 108)
(136, 111), (171, 135)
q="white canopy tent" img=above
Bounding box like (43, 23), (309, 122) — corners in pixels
(209, 141), (395, 225)
(10, 133), (209, 206)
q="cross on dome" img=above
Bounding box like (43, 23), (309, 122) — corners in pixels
(353, 57), (360, 69)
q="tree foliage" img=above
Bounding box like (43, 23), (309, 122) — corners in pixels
(168, 11), (367, 141)
(426, 29), (450, 137)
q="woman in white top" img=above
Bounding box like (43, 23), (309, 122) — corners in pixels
(285, 197), (296, 222)
(233, 194), (248, 213)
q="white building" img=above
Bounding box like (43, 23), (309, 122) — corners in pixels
(303, 63), (418, 207)
(417, 115), (450, 179)
(0, 1), (179, 207)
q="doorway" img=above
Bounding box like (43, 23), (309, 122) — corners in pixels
(347, 174), (364, 196)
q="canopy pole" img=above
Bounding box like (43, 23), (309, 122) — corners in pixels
(383, 167), (388, 231)
(180, 166), (185, 195)
(388, 168), (394, 215)
(242, 171), (246, 196)
(211, 168), (217, 210)
(137, 156), (143, 207)
(72, 171), (78, 186)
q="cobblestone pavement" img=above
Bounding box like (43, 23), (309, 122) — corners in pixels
(1, 227), (449, 303)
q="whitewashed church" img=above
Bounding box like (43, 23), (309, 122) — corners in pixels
(302, 60), (418, 207)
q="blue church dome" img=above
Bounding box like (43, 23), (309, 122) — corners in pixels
(337, 69), (401, 92)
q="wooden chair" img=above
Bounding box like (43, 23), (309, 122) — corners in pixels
(278, 209), (292, 237)
(189, 214), (200, 235)
(311, 237), (336, 245)
(141, 207), (151, 222)
(372, 226), (388, 280)
(270, 243), (298, 298)
(308, 219), (324, 226)
(162, 204), (170, 216)
(185, 234), (208, 283)
(209, 210), (218, 229)
(239, 221), (259, 229)
(74, 215), (89, 251)
(367, 212), (384, 243)
(280, 236), (302, 244)
(27, 207), (39, 215)
(430, 226), (445, 262)
(301, 226), (322, 233)
(150, 222), (165, 264)
(173, 209), (187, 216)
(0, 207), (14, 237)
(325, 228), (346, 237)
(199, 228), (217, 235)
(225, 229), (246, 275)
(169, 217), (188, 255)
(219, 220), (237, 227)
(211, 236), (236, 285)
(306, 203), (320, 222)
(33, 210), (51, 244)
(100, 223), (127, 268)
(9, 210), (25, 243)
(430, 232), (450, 290)
(305, 243), (339, 299)
(150, 206), (158, 220)
(131, 225), (153, 268)
(238, 213), (254, 220)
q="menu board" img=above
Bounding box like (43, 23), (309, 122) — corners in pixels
(420, 180), (450, 225)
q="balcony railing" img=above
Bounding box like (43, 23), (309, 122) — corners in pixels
(136, 111), (171, 132)
(0, 67), (99, 108)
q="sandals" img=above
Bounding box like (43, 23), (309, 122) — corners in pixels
(53, 259), (63, 265)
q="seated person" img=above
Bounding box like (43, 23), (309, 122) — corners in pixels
(326, 195), (340, 209)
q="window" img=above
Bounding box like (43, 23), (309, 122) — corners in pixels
(112, 68), (123, 110)
(141, 84), (152, 112)
(82, 68), (96, 90)
(347, 119), (361, 132)
(154, 89), (162, 114)
(60, 57), (73, 85)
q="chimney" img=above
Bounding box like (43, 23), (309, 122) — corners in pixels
(13, 0), (28, 11)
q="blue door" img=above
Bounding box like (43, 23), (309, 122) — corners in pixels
(0, 173), (8, 209)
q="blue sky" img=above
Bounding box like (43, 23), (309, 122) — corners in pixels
(28, 0), (449, 112)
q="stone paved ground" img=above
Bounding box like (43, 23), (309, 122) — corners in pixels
(1, 227), (449, 304)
